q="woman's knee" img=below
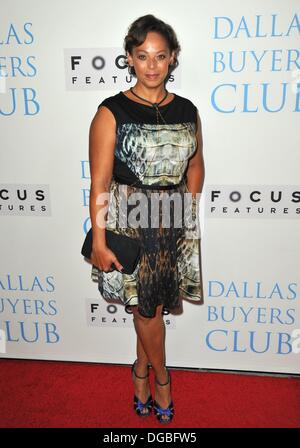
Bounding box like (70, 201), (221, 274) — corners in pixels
(131, 304), (163, 323)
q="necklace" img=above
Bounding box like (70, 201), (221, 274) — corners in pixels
(130, 87), (170, 127)
(129, 87), (169, 106)
(122, 87), (169, 187)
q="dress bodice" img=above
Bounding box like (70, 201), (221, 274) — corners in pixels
(98, 91), (198, 186)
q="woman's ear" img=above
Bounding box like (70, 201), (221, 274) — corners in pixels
(170, 50), (176, 66)
(126, 52), (133, 66)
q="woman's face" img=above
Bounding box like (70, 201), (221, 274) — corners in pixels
(127, 31), (175, 87)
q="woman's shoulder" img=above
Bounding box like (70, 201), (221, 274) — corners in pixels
(97, 92), (123, 110)
(172, 93), (199, 126)
(96, 92), (125, 125)
(173, 93), (198, 111)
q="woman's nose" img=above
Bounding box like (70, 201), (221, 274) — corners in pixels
(147, 58), (157, 69)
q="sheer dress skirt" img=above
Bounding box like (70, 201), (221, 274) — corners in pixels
(91, 178), (203, 318)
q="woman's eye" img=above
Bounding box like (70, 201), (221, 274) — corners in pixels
(137, 55), (166, 60)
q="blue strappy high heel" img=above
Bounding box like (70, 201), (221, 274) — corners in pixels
(131, 359), (153, 417)
(153, 367), (174, 424)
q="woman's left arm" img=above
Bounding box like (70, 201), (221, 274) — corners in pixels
(186, 110), (205, 198)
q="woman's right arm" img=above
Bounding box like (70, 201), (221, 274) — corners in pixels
(88, 105), (123, 272)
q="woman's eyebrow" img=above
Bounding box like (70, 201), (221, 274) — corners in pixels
(136, 49), (167, 53)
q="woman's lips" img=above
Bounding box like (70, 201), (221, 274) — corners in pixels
(145, 74), (159, 79)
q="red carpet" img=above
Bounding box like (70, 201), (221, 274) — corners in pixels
(0, 359), (299, 428)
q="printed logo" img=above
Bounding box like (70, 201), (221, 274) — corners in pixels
(205, 185), (300, 219)
(0, 184), (51, 216)
(86, 299), (176, 328)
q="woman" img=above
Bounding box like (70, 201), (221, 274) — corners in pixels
(88, 14), (205, 424)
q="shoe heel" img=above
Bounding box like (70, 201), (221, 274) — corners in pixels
(153, 367), (174, 424)
(132, 359), (153, 417)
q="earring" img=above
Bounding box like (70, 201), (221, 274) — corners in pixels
(124, 57), (133, 74)
(128, 65), (134, 75)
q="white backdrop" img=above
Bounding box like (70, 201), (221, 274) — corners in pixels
(1, 0), (300, 374)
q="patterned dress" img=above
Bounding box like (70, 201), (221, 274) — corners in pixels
(91, 91), (204, 318)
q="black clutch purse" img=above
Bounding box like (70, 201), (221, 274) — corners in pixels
(81, 227), (141, 275)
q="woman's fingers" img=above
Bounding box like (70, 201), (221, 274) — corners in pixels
(91, 249), (124, 273)
(111, 256), (124, 273)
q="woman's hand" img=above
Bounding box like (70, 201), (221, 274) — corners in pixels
(91, 244), (124, 273)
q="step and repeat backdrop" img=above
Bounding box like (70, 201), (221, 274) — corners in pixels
(1, 0), (299, 374)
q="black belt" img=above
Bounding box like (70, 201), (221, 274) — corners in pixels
(113, 176), (185, 190)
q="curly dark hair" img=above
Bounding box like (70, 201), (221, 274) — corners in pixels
(124, 14), (181, 78)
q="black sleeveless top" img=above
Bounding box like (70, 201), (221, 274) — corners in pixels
(97, 91), (198, 187)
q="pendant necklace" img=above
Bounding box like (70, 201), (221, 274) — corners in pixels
(129, 86), (169, 126)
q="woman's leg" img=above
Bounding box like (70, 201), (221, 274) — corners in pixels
(131, 304), (171, 411)
(131, 333), (151, 405)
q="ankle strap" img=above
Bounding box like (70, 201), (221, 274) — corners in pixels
(155, 367), (170, 386)
(132, 359), (149, 379)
